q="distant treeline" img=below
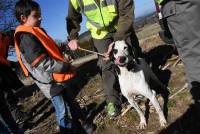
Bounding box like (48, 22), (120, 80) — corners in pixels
(134, 12), (158, 32)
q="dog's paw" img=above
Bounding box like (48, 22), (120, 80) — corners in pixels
(137, 120), (147, 129)
(160, 119), (167, 127)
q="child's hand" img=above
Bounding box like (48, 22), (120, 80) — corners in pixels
(64, 54), (73, 63)
(68, 39), (79, 51)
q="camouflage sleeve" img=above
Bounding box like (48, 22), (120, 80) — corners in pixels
(66, 0), (82, 40)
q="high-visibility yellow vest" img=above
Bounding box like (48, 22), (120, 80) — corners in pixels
(70, 0), (118, 39)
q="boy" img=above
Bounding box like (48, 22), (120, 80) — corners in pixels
(14, 0), (94, 133)
(0, 31), (29, 125)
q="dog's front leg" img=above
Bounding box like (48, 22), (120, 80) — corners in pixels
(127, 97), (147, 129)
(149, 90), (167, 127)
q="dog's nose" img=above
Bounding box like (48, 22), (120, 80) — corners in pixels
(119, 56), (126, 63)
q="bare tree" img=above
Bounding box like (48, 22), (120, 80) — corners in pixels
(0, 0), (17, 31)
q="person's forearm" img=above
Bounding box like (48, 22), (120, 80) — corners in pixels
(66, 1), (82, 40)
(114, 0), (134, 41)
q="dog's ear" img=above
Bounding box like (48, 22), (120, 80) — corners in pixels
(109, 42), (115, 61)
(124, 40), (134, 57)
(111, 42), (115, 50)
(124, 39), (140, 64)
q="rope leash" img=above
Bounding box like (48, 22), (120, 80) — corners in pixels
(78, 47), (105, 57)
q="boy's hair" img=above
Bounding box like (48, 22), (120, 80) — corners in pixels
(15, 0), (40, 23)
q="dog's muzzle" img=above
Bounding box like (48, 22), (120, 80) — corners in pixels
(114, 56), (128, 66)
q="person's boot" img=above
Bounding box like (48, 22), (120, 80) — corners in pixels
(106, 102), (120, 118)
(11, 108), (29, 124)
(59, 118), (79, 134)
(59, 127), (75, 134)
(81, 122), (96, 134)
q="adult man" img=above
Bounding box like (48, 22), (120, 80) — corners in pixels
(156, 0), (200, 105)
(66, 0), (142, 117)
(156, 0), (200, 133)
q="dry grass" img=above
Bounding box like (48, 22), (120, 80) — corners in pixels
(137, 23), (161, 40)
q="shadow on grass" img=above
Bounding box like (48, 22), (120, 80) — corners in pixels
(144, 44), (178, 86)
(159, 81), (200, 134)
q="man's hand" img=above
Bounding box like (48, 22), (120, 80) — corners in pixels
(68, 39), (79, 51)
(103, 42), (114, 61)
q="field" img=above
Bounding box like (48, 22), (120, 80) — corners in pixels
(15, 23), (197, 134)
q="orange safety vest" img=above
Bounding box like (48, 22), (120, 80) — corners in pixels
(14, 25), (76, 82)
(0, 32), (10, 65)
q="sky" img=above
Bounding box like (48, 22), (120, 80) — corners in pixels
(37, 0), (156, 41)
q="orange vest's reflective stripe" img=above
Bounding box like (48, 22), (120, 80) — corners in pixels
(0, 32), (10, 65)
(14, 25), (76, 82)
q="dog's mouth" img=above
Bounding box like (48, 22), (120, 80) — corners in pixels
(114, 56), (128, 66)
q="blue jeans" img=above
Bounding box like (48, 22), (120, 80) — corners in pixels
(51, 94), (72, 129)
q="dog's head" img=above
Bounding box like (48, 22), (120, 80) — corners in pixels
(112, 40), (131, 67)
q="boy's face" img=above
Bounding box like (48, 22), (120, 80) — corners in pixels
(21, 9), (42, 27)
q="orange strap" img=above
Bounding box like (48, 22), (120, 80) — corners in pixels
(31, 53), (46, 67)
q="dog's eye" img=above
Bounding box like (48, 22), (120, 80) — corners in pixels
(124, 46), (128, 50)
(113, 49), (118, 54)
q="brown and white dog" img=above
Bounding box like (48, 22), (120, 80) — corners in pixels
(112, 40), (167, 129)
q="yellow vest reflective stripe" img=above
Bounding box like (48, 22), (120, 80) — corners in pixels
(71, 0), (118, 39)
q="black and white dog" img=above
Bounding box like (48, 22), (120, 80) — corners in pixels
(112, 40), (167, 129)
